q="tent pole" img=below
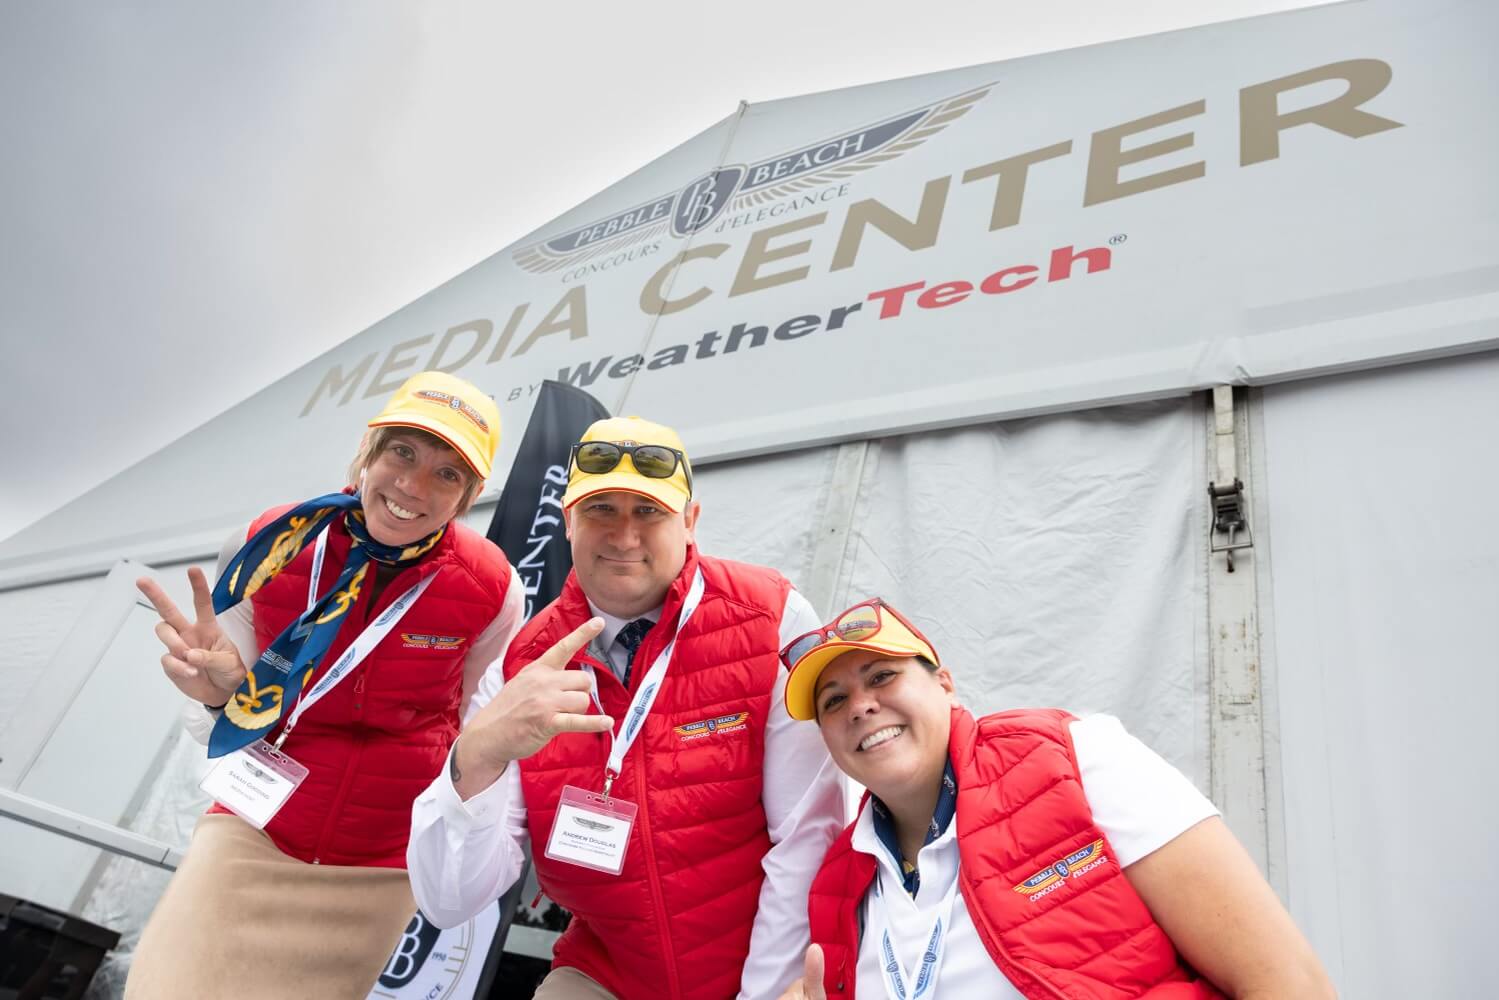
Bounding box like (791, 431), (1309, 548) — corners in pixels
(802, 439), (874, 616)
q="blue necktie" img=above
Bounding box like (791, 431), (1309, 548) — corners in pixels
(615, 618), (654, 688)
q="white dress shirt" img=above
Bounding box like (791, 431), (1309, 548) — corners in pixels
(851, 714), (1220, 999)
(407, 587), (845, 1000)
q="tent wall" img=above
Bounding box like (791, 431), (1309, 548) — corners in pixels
(3, 573), (100, 734)
(1258, 351), (1499, 997)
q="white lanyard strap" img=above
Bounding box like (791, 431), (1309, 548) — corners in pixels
(307, 526), (329, 611)
(586, 568), (706, 797)
(870, 863), (961, 1000)
(274, 530), (437, 748)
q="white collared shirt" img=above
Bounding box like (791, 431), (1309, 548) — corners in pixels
(585, 599), (663, 682)
(407, 586), (844, 1000)
(851, 714), (1218, 999)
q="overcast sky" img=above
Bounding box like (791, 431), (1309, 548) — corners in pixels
(0, 0), (1331, 543)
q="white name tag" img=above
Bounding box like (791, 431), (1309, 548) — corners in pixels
(199, 739), (309, 829)
(543, 785), (638, 875)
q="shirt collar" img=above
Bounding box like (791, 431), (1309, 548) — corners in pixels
(586, 600), (662, 650)
(852, 758), (959, 896)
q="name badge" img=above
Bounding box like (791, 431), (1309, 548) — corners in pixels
(198, 739), (309, 829)
(543, 785), (638, 875)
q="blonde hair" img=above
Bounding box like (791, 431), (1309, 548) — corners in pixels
(348, 426), (484, 517)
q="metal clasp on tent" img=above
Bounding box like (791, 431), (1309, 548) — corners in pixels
(1208, 386), (1254, 572)
(1208, 478), (1253, 571)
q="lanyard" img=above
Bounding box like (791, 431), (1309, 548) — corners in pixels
(273, 528), (436, 749)
(585, 568), (705, 798)
(869, 859), (961, 1000)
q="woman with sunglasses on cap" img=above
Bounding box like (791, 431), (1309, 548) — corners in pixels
(775, 599), (1334, 1000)
(125, 371), (535, 999)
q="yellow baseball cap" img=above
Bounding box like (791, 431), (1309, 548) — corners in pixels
(781, 598), (941, 721)
(368, 371), (502, 480)
(561, 416), (693, 513)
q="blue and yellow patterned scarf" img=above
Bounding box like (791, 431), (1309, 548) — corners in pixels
(207, 492), (445, 757)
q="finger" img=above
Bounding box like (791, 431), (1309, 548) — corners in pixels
(551, 670), (598, 692)
(530, 618), (605, 671)
(137, 577), (190, 632)
(187, 648), (245, 679)
(154, 621), (190, 660)
(804, 945), (826, 1000)
(548, 712), (614, 735)
(553, 690), (593, 715)
(161, 652), (198, 681)
(188, 567), (217, 623)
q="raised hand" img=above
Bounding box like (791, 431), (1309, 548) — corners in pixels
(137, 567), (248, 707)
(776, 945), (828, 1000)
(451, 618), (611, 798)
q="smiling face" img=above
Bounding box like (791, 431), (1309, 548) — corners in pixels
(358, 430), (471, 546)
(814, 651), (955, 804)
(564, 490), (700, 618)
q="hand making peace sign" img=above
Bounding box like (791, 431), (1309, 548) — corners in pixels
(136, 567), (248, 707)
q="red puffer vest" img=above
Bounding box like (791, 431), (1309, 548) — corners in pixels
(503, 548), (790, 1000)
(207, 504), (511, 867)
(808, 706), (1223, 999)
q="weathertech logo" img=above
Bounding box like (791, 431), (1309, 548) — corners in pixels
(674, 711), (750, 742)
(401, 633), (466, 650)
(1013, 839), (1109, 901)
(511, 85), (990, 275)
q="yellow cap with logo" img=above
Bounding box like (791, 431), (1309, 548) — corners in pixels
(562, 416), (694, 513)
(368, 371), (502, 479)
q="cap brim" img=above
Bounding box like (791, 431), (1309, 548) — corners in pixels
(562, 475), (689, 514)
(784, 640), (930, 721)
(369, 415), (491, 480)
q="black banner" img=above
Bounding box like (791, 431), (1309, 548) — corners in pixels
(486, 380), (610, 618)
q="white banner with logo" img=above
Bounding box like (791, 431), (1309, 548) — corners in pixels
(369, 904), (500, 1000)
(2, 0), (1493, 581)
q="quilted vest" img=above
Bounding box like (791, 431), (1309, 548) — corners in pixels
(808, 706), (1223, 999)
(207, 503), (511, 867)
(503, 548), (791, 1000)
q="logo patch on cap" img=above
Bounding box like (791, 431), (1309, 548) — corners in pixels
(1013, 839), (1109, 901)
(413, 389), (491, 432)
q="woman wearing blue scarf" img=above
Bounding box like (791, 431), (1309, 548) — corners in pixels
(126, 371), (525, 999)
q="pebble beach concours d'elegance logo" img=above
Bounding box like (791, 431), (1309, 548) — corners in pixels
(510, 84), (992, 276)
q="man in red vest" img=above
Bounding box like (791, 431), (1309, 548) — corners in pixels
(408, 416), (846, 1000)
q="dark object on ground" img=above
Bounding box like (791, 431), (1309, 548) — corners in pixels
(0, 894), (120, 1000)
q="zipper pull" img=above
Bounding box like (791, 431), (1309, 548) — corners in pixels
(530, 888), (545, 909)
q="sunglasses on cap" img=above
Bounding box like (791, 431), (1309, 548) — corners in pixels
(780, 598), (937, 671)
(569, 441), (694, 493)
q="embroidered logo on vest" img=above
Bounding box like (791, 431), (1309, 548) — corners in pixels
(674, 711), (750, 742)
(1013, 838), (1108, 901)
(401, 633), (467, 650)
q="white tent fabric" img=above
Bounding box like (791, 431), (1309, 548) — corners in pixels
(1260, 350), (1499, 997)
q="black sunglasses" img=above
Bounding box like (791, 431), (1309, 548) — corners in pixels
(569, 441), (693, 495)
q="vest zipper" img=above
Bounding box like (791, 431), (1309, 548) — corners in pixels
(634, 762), (681, 1000)
(958, 869), (1068, 1000)
(312, 729), (367, 863)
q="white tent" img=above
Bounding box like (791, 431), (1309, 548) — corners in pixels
(2, 1), (1495, 995)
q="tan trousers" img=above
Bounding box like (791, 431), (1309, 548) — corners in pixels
(533, 967), (619, 1000)
(125, 813), (416, 1000)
